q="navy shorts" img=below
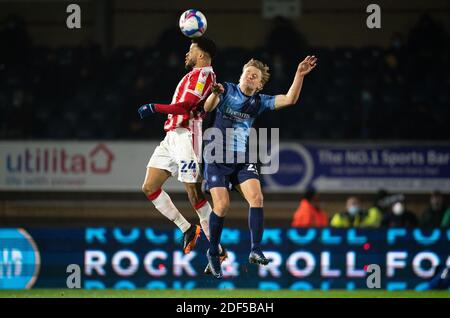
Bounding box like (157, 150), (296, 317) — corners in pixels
(204, 162), (260, 190)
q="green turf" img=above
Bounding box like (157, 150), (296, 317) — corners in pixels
(0, 289), (448, 298)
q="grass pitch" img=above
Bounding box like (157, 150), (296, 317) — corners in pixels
(0, 289), (448, 298)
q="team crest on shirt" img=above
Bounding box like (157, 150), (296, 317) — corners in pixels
(247, 164), (259, 175)
(199, 70), (208, 83)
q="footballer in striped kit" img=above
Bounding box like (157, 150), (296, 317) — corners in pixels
(138, 37), (225, 258)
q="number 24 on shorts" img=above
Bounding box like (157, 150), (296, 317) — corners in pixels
(180, 160), (197, 173)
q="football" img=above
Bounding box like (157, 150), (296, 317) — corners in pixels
(179, 9), (207, 38)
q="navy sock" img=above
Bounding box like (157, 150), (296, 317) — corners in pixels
(209, 211), (224, 255)
(249, 207), (264, 251)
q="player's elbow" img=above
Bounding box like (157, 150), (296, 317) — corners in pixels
(286, 96), (298, 106)
(277, 95), (296, 108)
(182, 100), (196, 112)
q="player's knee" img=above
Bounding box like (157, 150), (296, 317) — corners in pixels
(142, 182), (158, 196)
(247, 192), (264, 207)
(214, 201), (230, 215)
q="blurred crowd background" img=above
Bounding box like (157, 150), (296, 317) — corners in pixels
(1, 1), (449, 141)
(291, 188), (450, 228)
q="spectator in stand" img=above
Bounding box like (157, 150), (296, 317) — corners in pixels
(381, 194), (418, 228)
(331, 196), (377, 228)
(291, 188), (328, 227)
(421, 191), (450, 227)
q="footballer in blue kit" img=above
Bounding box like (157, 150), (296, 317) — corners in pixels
(203, 81), (276, 190)
(203, 56), (318, 278)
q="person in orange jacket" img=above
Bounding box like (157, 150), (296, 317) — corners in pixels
(291, 188), (329, 227)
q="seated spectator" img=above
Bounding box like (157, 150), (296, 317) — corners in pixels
(331, 196), (378, 228)
(421, 191), (450, 228)
(381, 195), (418, 227)
(330, 196), (360, 228)
(291, 188), (328, 227)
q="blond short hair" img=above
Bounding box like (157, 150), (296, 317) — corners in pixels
(243, 58), (270, 86)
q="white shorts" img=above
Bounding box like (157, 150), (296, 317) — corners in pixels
(147, 128), (202, 183)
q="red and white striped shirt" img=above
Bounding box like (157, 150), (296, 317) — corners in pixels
(164, 66), (215, 156)
(164, 66), (215, 131)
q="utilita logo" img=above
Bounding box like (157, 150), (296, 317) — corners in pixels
(6, 144), (115, 174)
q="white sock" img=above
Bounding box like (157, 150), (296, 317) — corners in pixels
(195, 200), (212, 240)
(151, 190), (191, 233)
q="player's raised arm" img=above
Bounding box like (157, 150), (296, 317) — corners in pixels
(274, 55), (317, 110)
(204, 83), (224, 112)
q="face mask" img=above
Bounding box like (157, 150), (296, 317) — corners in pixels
(392, 202), (404, 215)
(348, 206), (361, 216)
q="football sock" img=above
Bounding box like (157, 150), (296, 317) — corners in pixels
(209, 211), (224, 256)
(148, 188), (191, 233)
(194, 199), (211, 240)
(249, 207), (264, 251)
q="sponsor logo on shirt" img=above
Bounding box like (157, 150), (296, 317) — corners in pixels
(224, 108), (251, 119)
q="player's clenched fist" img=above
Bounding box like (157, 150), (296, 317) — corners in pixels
(211, 83), (224, 95)
(138, 103), (155, 119)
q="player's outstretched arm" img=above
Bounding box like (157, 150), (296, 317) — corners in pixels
(274, 55), (317, 110)
(137, 99), (198, 119)
(204, 83), (224, 112)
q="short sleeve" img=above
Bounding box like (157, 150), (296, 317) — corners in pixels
(259, 93), (276, 112)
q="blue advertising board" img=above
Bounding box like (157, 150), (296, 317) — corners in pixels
(263, 143), (450, 193)
(1, 227), (449, 291)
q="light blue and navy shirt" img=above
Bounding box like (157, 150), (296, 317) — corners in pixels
(208, 82), (275, 156)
